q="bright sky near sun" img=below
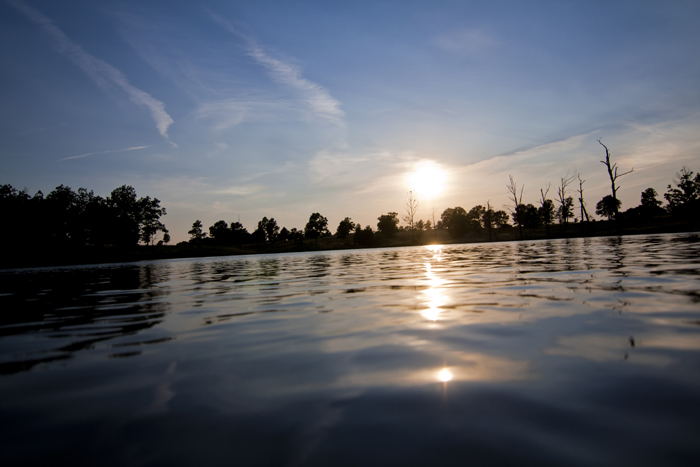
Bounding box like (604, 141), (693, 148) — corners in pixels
(2, 0), (699, 242)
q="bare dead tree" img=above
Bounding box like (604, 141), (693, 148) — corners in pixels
(577, 174), (591, 223)
(506, 175), (524, 240)
(431, 207), (438, 238)
(539, 182), (552, 238)
(598, 138), (633, 217)
(557, 171), (577, 232)
(484, 201), (494, 241)
(403, 191), (419, 241)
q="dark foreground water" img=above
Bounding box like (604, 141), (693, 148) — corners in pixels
(1, 233), (699, 466)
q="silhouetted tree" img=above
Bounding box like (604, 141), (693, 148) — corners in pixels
(289, 228), (305, 243)
(641, 188), (662, 209)
(278, 227), (290, 242)
(520, 204), (541, 229)
(336, 217), (356, 239)
(577, 175), (591, 223)
(556, 172), (577, 232)
(257, 217), (279, 243)
(209, 220), (230, 243)
(139, 196), (168, 245)
(403, 191), (419, 240)
(354, 224), (375, 247)
(598, 139), (633, 218)
(664, 167), (700, 215)
(305, 212), (330, 241)
(557, 197), (575, 225)
(596, 195), (620, 221)
(621, 188), (666, 221)
(492, 210), (509, 228)
(377, 212), (399, 238)
(415, 219), (425, 231)
(440, 207), (469, 238)
(468, 205), (485, 230)
(229, 221), (250, 245)
(507, 175), (524, 239)
(189, 220), (207, 242)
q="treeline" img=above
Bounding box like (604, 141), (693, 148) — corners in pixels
(186, 165), (700, 249)
(0, 184), (168, 248)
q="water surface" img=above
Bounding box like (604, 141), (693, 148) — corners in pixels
(1, 233), (700, 466)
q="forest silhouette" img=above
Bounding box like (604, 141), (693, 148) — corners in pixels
(2, 162), (699, 268)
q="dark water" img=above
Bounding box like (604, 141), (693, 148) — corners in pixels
(1, 233), (700, 466)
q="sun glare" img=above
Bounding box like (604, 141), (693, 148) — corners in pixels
(406, 162), (447, 199)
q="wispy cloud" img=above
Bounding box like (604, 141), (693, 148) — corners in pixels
(197, 98), (295, 130)
(433, 28), (498, 55)
(7, 0), (175, 141)
(208, 12), (345, 126)
(60, 145), (151, 161)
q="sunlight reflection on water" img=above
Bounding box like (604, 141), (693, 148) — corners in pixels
(1, 233), (700, 466)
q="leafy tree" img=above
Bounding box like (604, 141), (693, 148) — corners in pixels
(664, 167), (700, 215)
(641, 188), (662, 209)
(596, 195), (621, 221)
(538, 199), (555, 236)
(278, 227), (290, 242)
(492, 210), (510, 228)
(209, 220), (230, 243)
(229, 221), (250, 245)
(377, 212), (400, 238)
(468, 205), (485, 229)
(557, 196), (575, 224)
(440, 207), (469, 238)
(354, 224), (375, 247)
(108, 185), (141, 246)
(188, 220), (207, 242)
(336, 217), (356, 239)
(139, 196), (168, 245)
(289, 228), (305, 243)
(257, 217), (279, 243)
(415, 219), (425, 231)
(305, 213), (330, 241)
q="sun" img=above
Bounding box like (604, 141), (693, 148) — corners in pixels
(406, 162), (448, 199)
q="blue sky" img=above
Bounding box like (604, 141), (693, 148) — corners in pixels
(2, 0), (699, 242)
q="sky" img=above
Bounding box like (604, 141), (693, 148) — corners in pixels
(2, 0), (699, 243)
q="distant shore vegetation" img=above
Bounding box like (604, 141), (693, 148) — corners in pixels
(2, 160), (699, 268)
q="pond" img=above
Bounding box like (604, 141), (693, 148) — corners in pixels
(1, 233), (699, 466)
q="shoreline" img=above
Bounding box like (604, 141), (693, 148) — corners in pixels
(2, 218), (698, 270)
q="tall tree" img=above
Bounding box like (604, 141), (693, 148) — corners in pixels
(305, 213), (330, 241)
(139, 196), (168, 245)
(539, 183), (554, 238)
(188, 220), (207, 242)
(596, 195), (621, 221)
(336, 217), (355, 239)
(598, 139), (633, 218)
(440, 207), (469, 238)
(506, 175), (524, 239)
(577, 175), (591, 223)
(664, 167), (700, 214)
(403, 191), (419, 241)
(377, 212), (399, 239)
(557, 172), (577, 231)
